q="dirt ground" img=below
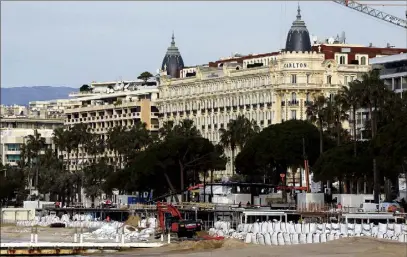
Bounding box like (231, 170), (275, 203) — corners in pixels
(124, 237), (407, 257)
(0, 225), (87, 242)
(2, 225), (406, 257)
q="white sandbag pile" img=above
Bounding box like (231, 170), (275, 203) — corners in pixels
(82, 224), (155, 242)
(209, 221), (407, 246)
(16, 214), (124, 229)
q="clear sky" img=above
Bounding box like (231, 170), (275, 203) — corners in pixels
(1, 1), (406, 88)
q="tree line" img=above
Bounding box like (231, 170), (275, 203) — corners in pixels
(1, 70), (406, 206)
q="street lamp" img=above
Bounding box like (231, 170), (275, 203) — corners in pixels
(22, 135), (32, 199)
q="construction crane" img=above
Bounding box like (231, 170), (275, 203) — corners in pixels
(332, 0), (407, 29)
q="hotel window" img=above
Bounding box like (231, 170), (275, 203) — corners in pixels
(339, 56), (346, 65)
(291, 74), (297, 84)
(360, 56), (367, 65)
(344, 76), (348, 85)
(306, 74), (310, 84)
(306, 93), (311, 102)
(291, 92), (297, 102)
(291, 110), (297, 120)
(327, 75), (332, 84)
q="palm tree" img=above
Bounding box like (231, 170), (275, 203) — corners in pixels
(358, 70), (388, 203)
(342, 83), (361, 156)
(107, 125), (127, 170)
(219, 115), (259, 175)
(26, 129), (46, 192)
(331, 94), (350, 146)
(71, 123), (89, 203)
(306, 95), (327, 154)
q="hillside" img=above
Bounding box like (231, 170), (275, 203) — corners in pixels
(1, 86), (77, 106)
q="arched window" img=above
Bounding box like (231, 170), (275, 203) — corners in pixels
(360, 56), (366, 65)
(306, 92), (310, 102)
(327, 75), (332, 84)
(291, 92), (297, 101)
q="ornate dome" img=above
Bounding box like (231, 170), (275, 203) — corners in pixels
(285, 5), (312, 52)
(161, 33), (185, 78)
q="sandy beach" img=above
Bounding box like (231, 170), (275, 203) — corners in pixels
(1, 225), (406, 257)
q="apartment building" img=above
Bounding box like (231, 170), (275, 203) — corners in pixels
(370, 53), (407, 98)
(63, 81), (159, 170)
(0, 117), (61, 167)
(350, 53), (407, 140)
(28, 99), (73, 119)
(0, 105), (28, 117)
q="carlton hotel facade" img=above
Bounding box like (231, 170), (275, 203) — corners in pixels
(157, 8), (406, 178)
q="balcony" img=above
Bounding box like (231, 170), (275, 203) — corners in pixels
(288, 100), (299, 106)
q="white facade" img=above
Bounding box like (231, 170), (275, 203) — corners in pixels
(0, 128), (54, 167)
(157, 50), (370, 178)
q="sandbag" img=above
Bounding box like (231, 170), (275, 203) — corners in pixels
(257, 233), (265, 245)
(306, 233), (313, 244)
(277, 232), (285, 246)
(394, 224), (402, 235)
(340, 224), (348, 235)
(261, 222), (268, 234)
(302, 223), (310, 234)
(317, 224), (325, 234)
(237, 224), (244, 232)
(271, 232), (279, 245)
(313, 233), (320, 243)
(280, 222), (287, 233)
(320, 233), (327, 243)
(295, 223), (302, 233)
(252, 222), (260, 234)
(264, 232), (272, 245)
(309, 223), (317, 233)
(291, 233), (299, 244)
(299, 233), (306, 244)
(267, 221), (274, 233)
(378, 223), (387, 234)
(283, 233), (291, 245)
(354, 224), (362, 234)
(274, 222), (281, 232)
(287, 223), (296, 234)
(245, 232), (252, 244)
(251, 233), (258, 244)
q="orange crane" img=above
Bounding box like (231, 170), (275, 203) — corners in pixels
(333, 0), (407, 29)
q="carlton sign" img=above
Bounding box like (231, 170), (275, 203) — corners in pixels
(283, 62), (308, 69)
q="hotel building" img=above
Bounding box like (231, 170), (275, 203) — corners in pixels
(157, 7), (406, 180)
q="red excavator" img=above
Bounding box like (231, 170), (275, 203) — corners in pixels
(156, 201), (203, 238)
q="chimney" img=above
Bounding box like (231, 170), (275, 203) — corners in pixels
(369, 43), (373, 47)
(387, 43), (391, 48)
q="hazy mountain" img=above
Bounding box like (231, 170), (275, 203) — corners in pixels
(1, 86), (77, 106)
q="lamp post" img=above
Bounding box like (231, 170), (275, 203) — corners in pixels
(23, 135), (32, 198)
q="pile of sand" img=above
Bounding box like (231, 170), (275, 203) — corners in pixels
(124, 215), (140, 228)
(169, 238), (247, 251)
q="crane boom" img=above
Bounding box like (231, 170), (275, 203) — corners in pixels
(332, 0), (407, 29)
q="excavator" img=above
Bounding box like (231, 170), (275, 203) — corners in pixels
(156, 201), (203, 238)
(156, 201), (224, 240)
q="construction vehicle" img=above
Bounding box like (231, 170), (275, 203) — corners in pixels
(156, 201), (203, 238)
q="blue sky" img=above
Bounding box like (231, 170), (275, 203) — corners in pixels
(1, 1), (406, 88)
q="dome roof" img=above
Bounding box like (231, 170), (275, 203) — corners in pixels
(285, 5), (312, 52)
(161, 33), (185, 78)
